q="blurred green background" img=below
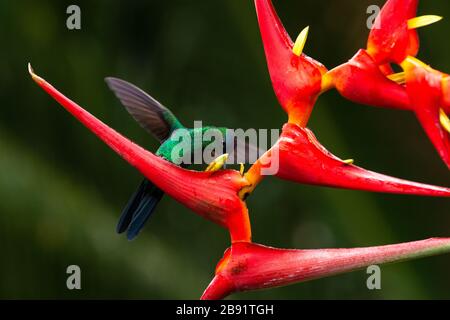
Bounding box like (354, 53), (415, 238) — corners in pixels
(0, 0), (449, 299)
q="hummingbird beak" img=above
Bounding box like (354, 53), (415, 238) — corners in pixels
(28, 64), (252, 243)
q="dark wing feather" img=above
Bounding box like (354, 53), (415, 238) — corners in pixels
(105, 77), (180, 142)
(127, 188), (164, 241)
(116, 179), (152, 234)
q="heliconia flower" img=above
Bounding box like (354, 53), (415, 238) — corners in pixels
(242, 123), (450, 198)
(28, 64), (252, 243)
(367, 0), (442, 65)
(323, 52), (450, 169)
(201, 238), (450, 299)
(402, 57), (450, 168)
(254, 0), (327, 126)
(322, 49), (410, 110)
(320, 0), (449, 168)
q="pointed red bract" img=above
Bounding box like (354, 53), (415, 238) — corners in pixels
(29, 67), (252, 243)
(254, 0), (326, 126)
(324, 53), (450, 169)
(367, 0), (419, 64)
(249, 123), (450, 196)
(325, 50), (410, 110)
(443, 76), (450, 113)
(403, 58), (450, 168)
(201, 238), (450, 300)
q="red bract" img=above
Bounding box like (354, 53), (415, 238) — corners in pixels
(443, 76), (450, 111)
(246, 123), (450, 197)
(28, 65), (252, 243)
(367, 0), (419, 65)
(403, 57), (450, 168)
(320, 0), (449, 168)
(324, 50), (410, 110)
(325, 54), (450, 168)
(254, 0), (326, 126)
(201, 238), (450, 300)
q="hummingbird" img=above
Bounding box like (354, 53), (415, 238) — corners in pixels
(105, 77), (250, 240)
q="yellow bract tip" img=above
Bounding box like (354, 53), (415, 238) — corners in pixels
(239, 163), (245, 176)
(408, 15), (443, 30)
(28, 62), (34, 75)
(205, 154), (229, 173)
(400, 56), (430, 71)
(343, 159), (354, 165)
(28, 63), (44, 84)
(292, 26), (309, 57)
(387, 72), (406, 85)
(440, 109), (450, 134)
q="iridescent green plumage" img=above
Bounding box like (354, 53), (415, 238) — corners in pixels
(156, 126), (228, 163)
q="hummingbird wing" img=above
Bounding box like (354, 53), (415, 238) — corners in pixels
(105, 77), (182, 142)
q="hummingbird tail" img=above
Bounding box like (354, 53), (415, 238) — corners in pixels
(127, 187), (164, 241)
(116, 179), (164, 239)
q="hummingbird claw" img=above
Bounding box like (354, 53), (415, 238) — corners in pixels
(205, 154), (229, 173)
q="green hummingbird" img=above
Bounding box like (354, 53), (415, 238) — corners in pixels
(105, 77), (249, 240)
